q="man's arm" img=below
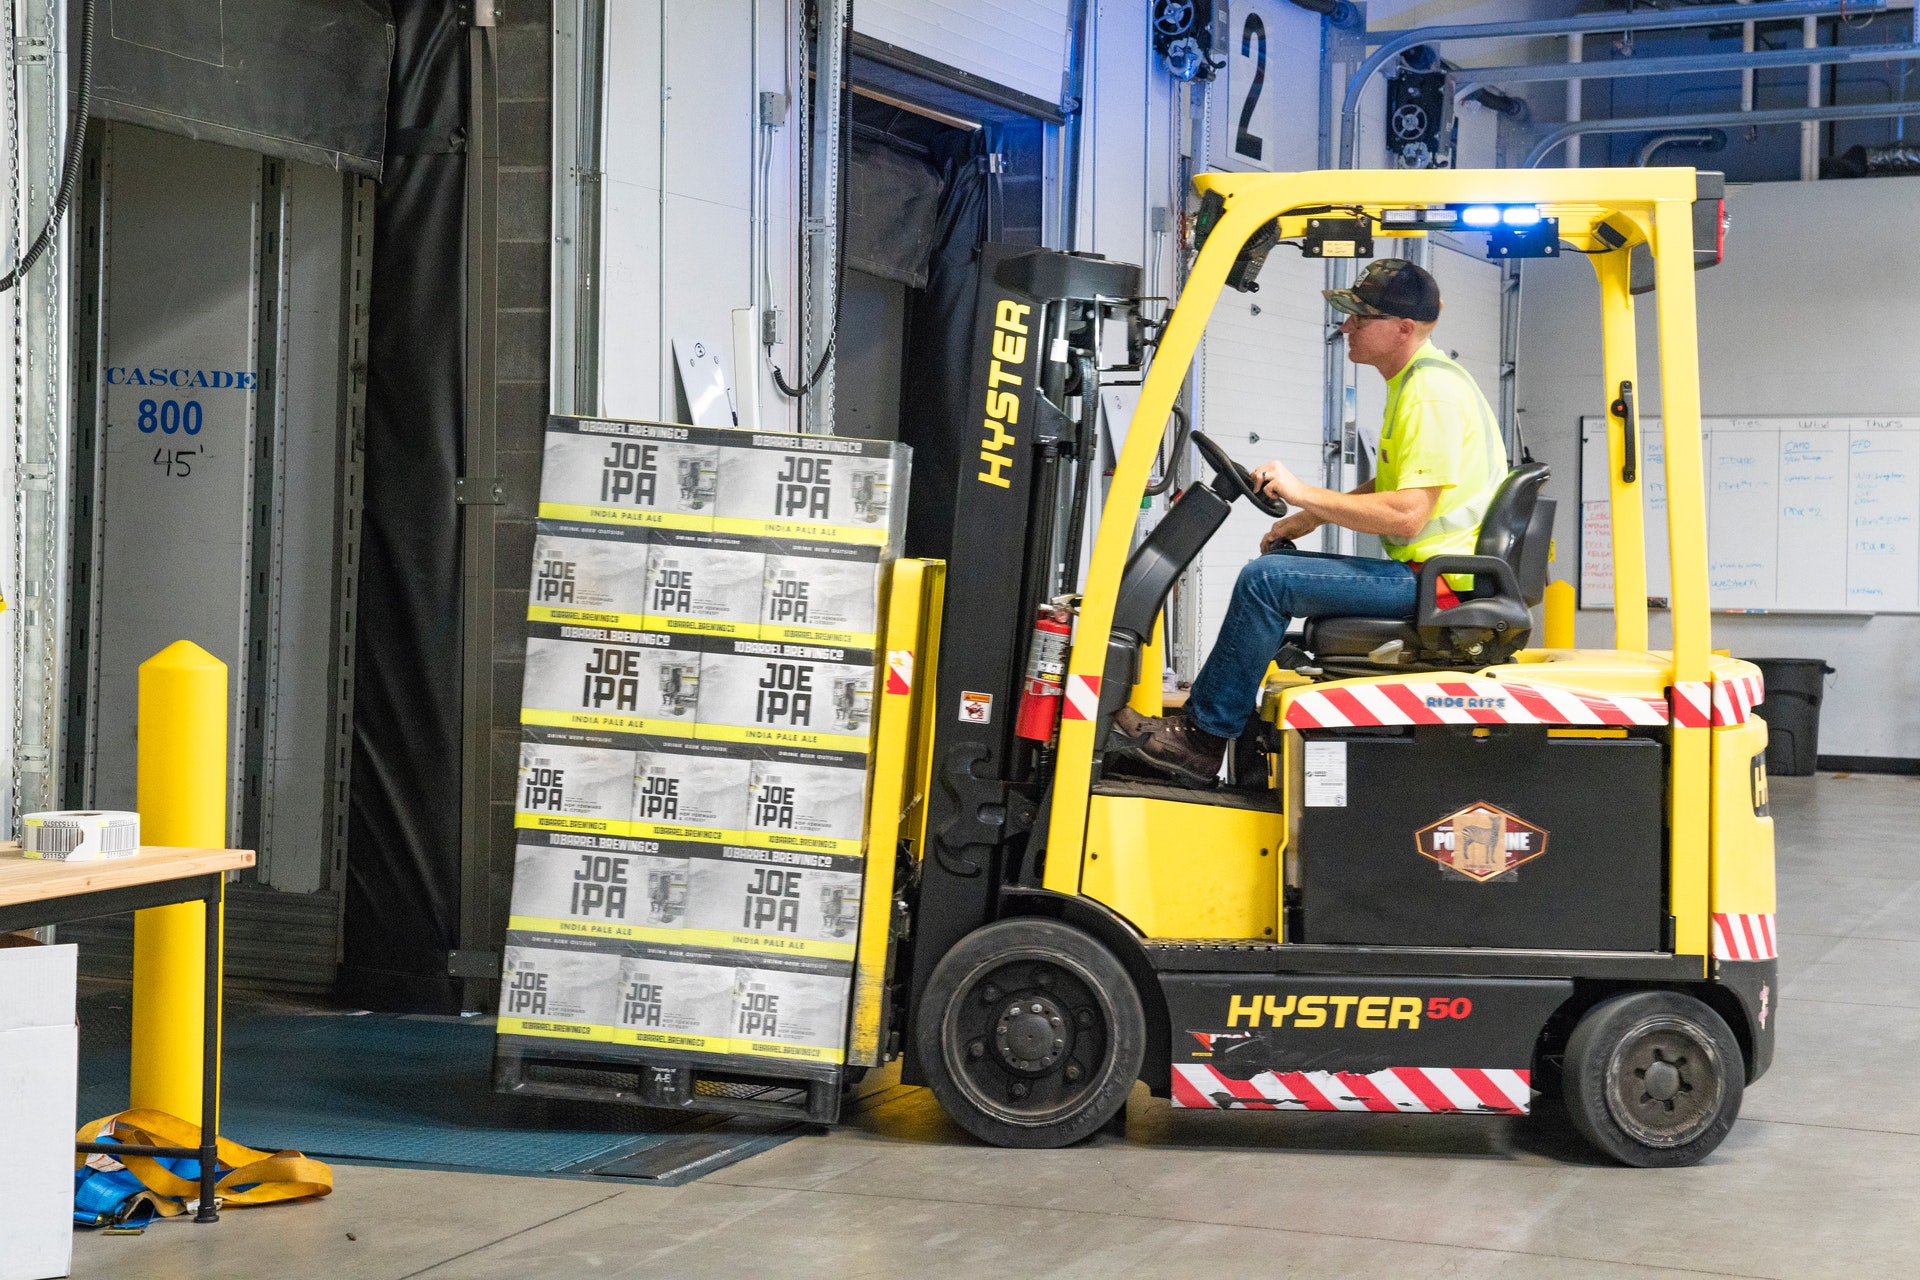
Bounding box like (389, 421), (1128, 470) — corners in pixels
(1260, 480), (1368, 551)
(1251, 461), (1440, 539)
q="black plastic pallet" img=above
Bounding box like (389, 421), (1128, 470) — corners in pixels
(493, 1035), (843, 1124)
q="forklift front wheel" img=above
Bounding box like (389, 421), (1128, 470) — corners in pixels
(1563, 990), (1745, 1168)
(916, 918), (1146, 1149)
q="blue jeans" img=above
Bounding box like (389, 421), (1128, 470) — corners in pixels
(1185, 551), (1418, 738)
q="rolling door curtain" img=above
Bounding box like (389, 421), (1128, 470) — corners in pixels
(854, 0), (1072, 111)
(80, 0), (394, 176)
(340, 0), (466, 1011)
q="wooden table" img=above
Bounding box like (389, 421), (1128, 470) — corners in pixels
(0, 845), (254, 1223)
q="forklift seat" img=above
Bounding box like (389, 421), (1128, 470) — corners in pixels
(1301, 463), (1554, 673)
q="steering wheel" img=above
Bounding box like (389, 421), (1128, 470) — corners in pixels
(1192, 430), (1289, 519)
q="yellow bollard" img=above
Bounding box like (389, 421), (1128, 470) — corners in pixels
(131, 641), (228, 1124)
(1127, 611), (1166, 717)
(1543, 580), (1576, 651)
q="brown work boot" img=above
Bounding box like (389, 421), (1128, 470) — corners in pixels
(1111, 708), (1226, 785)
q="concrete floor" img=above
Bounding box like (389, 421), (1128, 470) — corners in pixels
(71, 771), (1920, 1279)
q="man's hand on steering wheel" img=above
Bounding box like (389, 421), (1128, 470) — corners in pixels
(1248, 458), (1303, 507)
(1261, 511), (1320, 553)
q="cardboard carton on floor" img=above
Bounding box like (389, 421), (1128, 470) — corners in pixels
(0, 940), (76, 1280)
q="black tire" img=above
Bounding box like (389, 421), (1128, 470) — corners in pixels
(1562, 990), (1744, 1168)
(915, 917), (1146, 1149)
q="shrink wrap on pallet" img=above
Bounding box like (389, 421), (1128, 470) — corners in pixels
(499, 416), (906, 1073)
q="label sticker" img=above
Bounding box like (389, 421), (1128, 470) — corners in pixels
(1415, 801), (1549, 883)
(959, 691), (993, 724)
(1303, 740), (1347, 807)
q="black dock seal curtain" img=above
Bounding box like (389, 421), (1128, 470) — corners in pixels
(78, 0), (394, 177)
(340, 0), (467, 1013)
(899, 126), (1002, 561)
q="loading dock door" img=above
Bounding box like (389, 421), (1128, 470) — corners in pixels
(70, 123), (363, 989)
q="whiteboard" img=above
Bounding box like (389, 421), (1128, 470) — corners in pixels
(1580, 415), (1920, 613)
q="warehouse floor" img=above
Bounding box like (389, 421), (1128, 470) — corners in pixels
(71, 771), (1920, 1280)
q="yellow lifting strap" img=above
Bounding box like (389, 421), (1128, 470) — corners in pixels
(77, 1108), (334, 1212)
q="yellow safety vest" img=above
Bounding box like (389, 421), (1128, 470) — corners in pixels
(1375, 342), (1507, 565)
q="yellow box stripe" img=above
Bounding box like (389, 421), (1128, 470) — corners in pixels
(528, 605), (648, 631)
(759, 623), (878, 648)
(693, 722), (869, 750)
(654, 616), (762, 639)
(497, 1016), (612, 1042)
(508, 914), (856, 962)
(522, 707), (697, 737)
(514, 812), (637, 838)
(711, 515), (886, 546)
(538, 501), (709, 531)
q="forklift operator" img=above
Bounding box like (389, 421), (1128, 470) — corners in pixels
(1119, 258), (1508, 784)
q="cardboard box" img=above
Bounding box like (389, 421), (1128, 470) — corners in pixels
(0, 943), (76, 1280)
(520, 623), (703, 737)
(759, 539), (883, 647)
(713, 431), (907, 547)
(746, 747), (869, 855)
(692, 638), (875, 750)
(683, 845), (865, 960)
(538, 418), (722, 531)
(515, 732), (639, 837)
(630, 736), (754, 843)
(729, 953), (854, 1064)
(611, 947), (738, 1053)
(526, 520), (651, 630)
(643, 530), (766, 637)
(497, 936), (622, 1042)
(508, 832), (692, 936)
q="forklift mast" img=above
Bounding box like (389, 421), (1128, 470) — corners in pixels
(902, 245), (1143, 1060)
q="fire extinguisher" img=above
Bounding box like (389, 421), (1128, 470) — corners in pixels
(1014, 605), (1073, 742)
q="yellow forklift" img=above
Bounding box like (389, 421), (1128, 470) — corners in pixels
(838, 167), (1774, 1169)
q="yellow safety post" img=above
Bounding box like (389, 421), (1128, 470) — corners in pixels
(131, 640), (228, 1124)
(1543, 580), (1576, 650)
(1127, 612), (1167, 717)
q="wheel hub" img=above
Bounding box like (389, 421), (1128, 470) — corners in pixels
(995, 996), (1071, 1074)
(1640, 1056), (1682, 1103)
(1606, 1017), (1723, 1148)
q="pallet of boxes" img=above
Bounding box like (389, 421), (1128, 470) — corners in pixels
(492, 415), (907, 1119)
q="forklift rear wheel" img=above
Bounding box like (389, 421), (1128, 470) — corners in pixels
(1563, 991), (1744, 1168)
(917, 917), (1146, 1149)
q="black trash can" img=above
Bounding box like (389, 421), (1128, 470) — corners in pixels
(1745, 658), (1834, 776)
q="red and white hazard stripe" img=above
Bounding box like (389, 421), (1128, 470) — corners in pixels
(1170, 1064), (1532, 1114)
(1062, 674), (1101, 722)
(1712, 912), (1777, 961)
(885, 649), (913, 697)
(1283, 679), (1666, 731)
(1671, 672), (1765, 728)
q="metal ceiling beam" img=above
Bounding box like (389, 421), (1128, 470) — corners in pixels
(1457, 39), (1920, 96)
(1340, 0), (1888, 166)
(1526, 98), (1920, 165)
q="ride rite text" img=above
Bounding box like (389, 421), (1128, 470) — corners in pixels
(774, 456), (834, 519)
(601, 441), (660, 504)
